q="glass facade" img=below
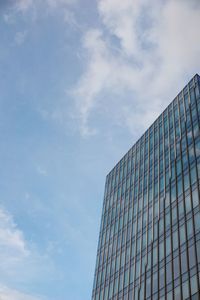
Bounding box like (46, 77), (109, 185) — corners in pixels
(92, 74), (200, 300)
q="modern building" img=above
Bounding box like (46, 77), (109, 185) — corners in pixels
(92, 74), (200, 300)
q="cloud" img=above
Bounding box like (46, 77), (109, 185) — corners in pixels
(14, 31), (27, 45)
(36, 165), (48, 176)
(0, 207), (29, 262)
(0, 207), (52, 299)
(2, 0), (77, 21)
(46, 0), (76, 8)
(15, 0), (33, 13)
(72, 0), (200, 137)
(0, 285), (43, 300)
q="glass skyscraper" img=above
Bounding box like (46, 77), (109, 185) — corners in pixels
(92, 74), (200, 300)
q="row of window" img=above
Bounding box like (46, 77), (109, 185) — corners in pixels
(105, 84), (200, 202)
(93, 233), (200, 300)
(92, 76), (200, 299)
(104, 105), (200, 219)
(99, 151), (200, 253)
(94, 206), (200, 292)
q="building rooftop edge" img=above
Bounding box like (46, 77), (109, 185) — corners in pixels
(106, 72), (200, 179)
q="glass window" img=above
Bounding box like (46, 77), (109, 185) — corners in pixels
(159, 266), (165, 289)
(165, 190), (170, 208)
(182, 152), (188, 170)
(190, 165), (197, 185)
(165, 211), (170, 229)
(139, 283), (144, 300)
(153, 246), (157, 265)
(189, 147), (195, 164)
(154, 223), (158, 241)
(179, 99), (184, 116)
(176, 159), (181, 176)
(172, 206), (177, 224)
(153, 271), (158, 293)
(167, 291), (173, 300)
(181, 250), (188, 274)
(192, 189), (199, 208)
(178, 200), (184, 218)
(116, 254), (120, 272)
(166, 261), (172, 284)
(173, 256), (180, 279)
(147, 250), (151, 270)
(119, 273), (123, 291)
(190, 274), (198, 296)
(196, 240), (200, 263)
(135, 261), (140, 278)
(173, 230), (178, 250)
(171, 163), (175, 181)
(182, 280), (189, 299)
(184, 93), (189, 110)
(188, 245), (196, 269)
(184, 173), (190, 191)
(177, 177), (183, 196)
(174, 285), (181, 300)
(109, 280), (114, 298)
(195, 138), (200, 158)
(187, 129), (193, 145)
(185, 193), (192, 213)
(129, 264), (134, 283)
(166, 235), (171, 257)
(193, 122), (199, 138)
(128, 289), (133, 299)
(105, 286), (109, 299)
(171, 184), (176, 203)
(154, 201), (158, 218)
(159, 218), (164, 236)
(159, 240), (164, 261)
(146, 277), (151, 298)
(187, 218), (193, 238)
(195, 83), (200, 98)
(160, 175), (164, 192)
(179, 224), (186, 244)
(194, 212), (200, 233)
(114, 277), (119, 295)
(190, 89), (196, 105)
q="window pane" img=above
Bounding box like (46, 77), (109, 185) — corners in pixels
(192, 189), (199, 208)
(166, 262), (172, 284)
(173, 256), (180, 279)
(187, 218), (193, 238)
(159, 266), (165, 289)
(190, 275), (198, 296)
(188, 245), (196, 269)
(166, 235), (171, 257)
(173, 230), (178, 250)
(182, 280), (189, 299)
(194, 212), (200, 233)
(185, 193), (192, 213)
(174, 285), (181, 300)
(180, 224), (186, 244)
(181, 250), (188, 274)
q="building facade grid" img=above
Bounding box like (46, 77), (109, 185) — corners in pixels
(92, 74), (200, 300)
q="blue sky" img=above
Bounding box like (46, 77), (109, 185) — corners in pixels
(0, 0), (200, 299)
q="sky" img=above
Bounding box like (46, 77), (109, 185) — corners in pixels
(0, 0), (200, 299)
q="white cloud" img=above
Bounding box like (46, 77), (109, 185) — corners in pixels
(3, 0), (76, 21)
(0, 285), (42, 300)
(46, 0), (76, 8)
(0, 207), (29, 261)
(0, 207), (52, 299)
(14, 31), (27, 45)
(36, 165), (48, 176)
(72, 0), (200, 137)
(15, 0), (33, 12)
